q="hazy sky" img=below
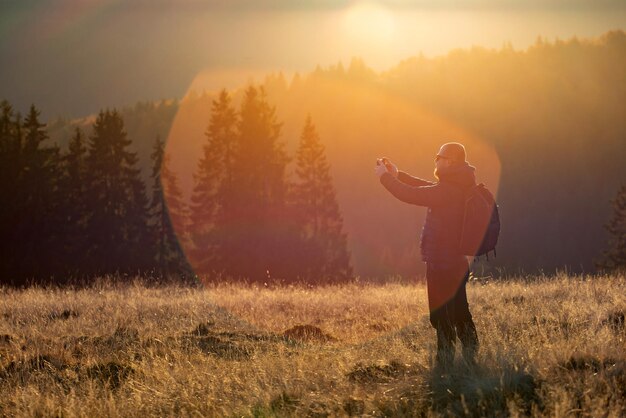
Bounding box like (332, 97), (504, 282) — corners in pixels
(1, 0), (624, 117)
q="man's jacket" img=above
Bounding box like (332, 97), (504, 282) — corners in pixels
(379, 162), (477, 262)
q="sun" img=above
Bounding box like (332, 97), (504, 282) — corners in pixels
(343, 1), (396, 45)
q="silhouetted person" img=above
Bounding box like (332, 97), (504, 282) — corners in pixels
(375, 142), (479, 368)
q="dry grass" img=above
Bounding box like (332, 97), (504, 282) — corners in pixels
(0, 272), (625, 417)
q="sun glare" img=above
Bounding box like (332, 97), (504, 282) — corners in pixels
(343, 1), (396, 45)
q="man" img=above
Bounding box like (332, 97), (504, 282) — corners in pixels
(375, 142), (479, 368)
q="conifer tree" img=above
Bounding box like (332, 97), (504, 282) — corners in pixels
(150, 136), (190, 278)
(222, 85), (295, 281)
(598, 184), (626, 272)
(60, 127), (89, 275)
(0, 101), (23, 282)
(292, 115), (352, 281)
(65, 127), (87, 201)
(189, 89), (237, 273)
(161, 148), (189, 266)
(85, 109), (151, 276)
(151, 136), (168, 276)
(17, 105), (63, 279)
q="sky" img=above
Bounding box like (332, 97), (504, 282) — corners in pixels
(1, 0), (625, 117)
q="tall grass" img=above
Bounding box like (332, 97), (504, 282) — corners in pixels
(0, 273), (624, 417)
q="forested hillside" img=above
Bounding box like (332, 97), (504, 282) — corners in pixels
(47, 31), (626, 277)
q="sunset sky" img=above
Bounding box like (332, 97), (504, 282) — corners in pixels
(1, 0), (625, 116)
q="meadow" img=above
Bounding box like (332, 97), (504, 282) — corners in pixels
(0, 273), (624, 417)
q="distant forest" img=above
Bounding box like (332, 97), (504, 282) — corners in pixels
(0, 87), (351, 285)
(7, 30), (626, 281)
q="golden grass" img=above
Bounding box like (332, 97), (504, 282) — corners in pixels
(0, 273), (625, 417)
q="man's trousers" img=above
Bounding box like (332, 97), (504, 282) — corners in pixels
(426, 258), (479, 366)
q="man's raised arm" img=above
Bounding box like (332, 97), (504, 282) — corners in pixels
(378, 158), (435, 187)
(397, 171), (435, 187)
(379, 172), (445, 207)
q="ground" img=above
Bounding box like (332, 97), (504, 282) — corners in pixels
(0, 273), (625, 417)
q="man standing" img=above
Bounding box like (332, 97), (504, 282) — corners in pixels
(375, 142), (479, 368)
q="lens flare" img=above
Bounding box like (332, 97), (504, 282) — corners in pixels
(162, 67), (501, 289)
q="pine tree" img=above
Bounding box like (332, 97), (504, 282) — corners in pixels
(0, 101), (22, 283)
(151, 136), (168, 276)
(150, 136), (190, 279)
(189, 89), (237, 274)
(292, 115), (352, 281)
(161, 149), (189, 267)
(16, 105), (63, 280)
(85, 109), (151, 276)
(65, 127), (87, 201)
(60, 127), (89, 276)
(221, 85), (295, 281)
(598, 184), (626, 272)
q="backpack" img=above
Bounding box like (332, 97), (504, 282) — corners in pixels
(459, 183), (500, 258)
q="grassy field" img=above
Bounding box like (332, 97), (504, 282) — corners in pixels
(0, 273), (625, 417)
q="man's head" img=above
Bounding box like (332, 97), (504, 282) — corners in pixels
(434, 142), (466, 178)
(436, 142), (466, 164)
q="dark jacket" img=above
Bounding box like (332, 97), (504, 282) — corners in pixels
(379, 162), (476, 262)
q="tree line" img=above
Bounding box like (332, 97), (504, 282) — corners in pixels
(0, 85), (352, 286)
(40, 31), (626, 276)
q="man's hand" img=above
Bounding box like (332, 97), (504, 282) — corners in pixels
(375, 161), (388, 178)
(382, 158), (398, 178)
